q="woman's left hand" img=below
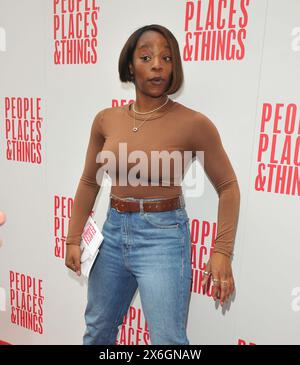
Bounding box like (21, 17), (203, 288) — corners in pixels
(201, 252), (235, 306)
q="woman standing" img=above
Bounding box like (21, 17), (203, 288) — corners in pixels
(65, 24), (240, 345)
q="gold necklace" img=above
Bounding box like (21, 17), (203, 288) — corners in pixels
(132, 97), (169, 132)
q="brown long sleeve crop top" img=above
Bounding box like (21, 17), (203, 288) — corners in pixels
(66, 99), (240, 257)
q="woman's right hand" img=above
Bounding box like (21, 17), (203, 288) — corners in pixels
(65, 245), (81, 276)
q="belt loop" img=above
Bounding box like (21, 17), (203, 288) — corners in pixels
(179, 194), (185, 208)
(139, 198), (144, 213)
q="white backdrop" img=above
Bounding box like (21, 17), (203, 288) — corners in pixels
(0, 0), (300, 345)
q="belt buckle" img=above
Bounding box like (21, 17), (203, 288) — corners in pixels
(115, 205), (122, 213)
(112, 200), (122, 212)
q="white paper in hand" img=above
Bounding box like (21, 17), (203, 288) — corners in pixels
(80, 216), (103, 278)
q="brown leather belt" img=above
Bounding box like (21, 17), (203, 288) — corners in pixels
(110, 195), (182, 213)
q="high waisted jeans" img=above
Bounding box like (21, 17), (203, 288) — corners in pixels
(82, 195), (192, 345)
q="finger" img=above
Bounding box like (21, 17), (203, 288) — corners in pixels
(223, 276), (235, 303)
(219, 278), (229, 305)
(67, 257), (79, 275)
(65, 259), (73, 271)
(202, 271), (210, 287)
(211, 274), (220, 301)
(212, 283), (220, 301)
(229, 277), (235, 296)
(224, 276), (234, 298)
(232, 277), (236, 293)
(74, 256), (81, 276)
(202, 262), (211, 287)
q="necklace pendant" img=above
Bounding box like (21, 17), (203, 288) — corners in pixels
(132, 127), (138, 132)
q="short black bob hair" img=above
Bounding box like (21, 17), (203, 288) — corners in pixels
(118, 24), (184, 95)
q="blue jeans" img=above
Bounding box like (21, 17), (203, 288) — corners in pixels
(82, 195), (192, 345)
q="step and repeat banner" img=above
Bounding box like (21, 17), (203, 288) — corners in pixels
(0, 0), (299, 345)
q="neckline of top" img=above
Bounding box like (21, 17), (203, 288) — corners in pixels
(124, 99), (178, 121)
